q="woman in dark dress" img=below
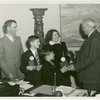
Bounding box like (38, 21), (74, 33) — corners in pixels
(44, 29), (70, 65)
(20, 35), (43, 87)
(41, 50), (70, 86)
(43, 29), (71, 86)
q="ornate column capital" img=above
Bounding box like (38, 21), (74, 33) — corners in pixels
(30, 8), (48, 48)
(30, 8), (48, 17)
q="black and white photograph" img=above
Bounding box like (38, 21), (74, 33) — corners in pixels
(0, 0), (100, 99)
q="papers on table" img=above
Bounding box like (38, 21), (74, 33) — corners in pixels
(30, 85), (88, 97)
(95, 94), (100, 97)
(8, 80), (33, 90)
(67, 89), (87, 97)
(30, 85), (53, 95)
(23, 93), (36, 96)
(20, 83), (33, 90)
(56, 86), (88, 97)
(8, 81), (16, 86)
(56, 86), (76, 96)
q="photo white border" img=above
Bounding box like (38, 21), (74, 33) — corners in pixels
(0, 0), (100, 4)
(0, 0), (100, 100)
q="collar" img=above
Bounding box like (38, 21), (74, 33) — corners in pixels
(88, 29), (95, 37)
(6, 34), (15, 43)
(30, 48), (37, 56)
(49, 40), (61, 45)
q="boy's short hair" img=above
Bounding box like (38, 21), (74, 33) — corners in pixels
(26, 35), (39, 49)
(41, 50), (53, 60)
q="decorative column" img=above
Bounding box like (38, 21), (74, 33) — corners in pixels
(30, 8), (48, 48)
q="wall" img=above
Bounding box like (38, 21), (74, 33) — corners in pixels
(0, 4), (60, 51)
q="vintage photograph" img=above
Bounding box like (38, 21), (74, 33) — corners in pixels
(0, 1), (100, 97)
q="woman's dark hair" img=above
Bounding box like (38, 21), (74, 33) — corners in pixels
(45, 29), (60, 44)
(2, 19), (17, 34)
(26, 35), (39, 49)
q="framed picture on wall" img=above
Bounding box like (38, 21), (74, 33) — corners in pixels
(60, 4), (100, 50)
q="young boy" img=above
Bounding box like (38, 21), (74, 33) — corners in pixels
(20, 35), (43, 87)
(41, 50), (71, 86)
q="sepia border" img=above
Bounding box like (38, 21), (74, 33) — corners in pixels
(0, 0), (100, 100)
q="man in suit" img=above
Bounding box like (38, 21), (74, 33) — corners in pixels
(0, 19), (24, 80)
(69, 17), (100, 91)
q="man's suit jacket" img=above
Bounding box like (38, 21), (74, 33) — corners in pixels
(0, 35), (23, 79)
(75, 30), (100, 90)
(20, 49), (43, 86)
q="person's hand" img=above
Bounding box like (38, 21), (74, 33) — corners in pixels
(67, 65), (75, 71)
(26, 66), (35, 71)
(35, 65), (42, 71)
(60, 66), (68, 73)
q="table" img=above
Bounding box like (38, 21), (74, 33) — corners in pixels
(0, 80), (97, 97)
(28, 85), (90, 97)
